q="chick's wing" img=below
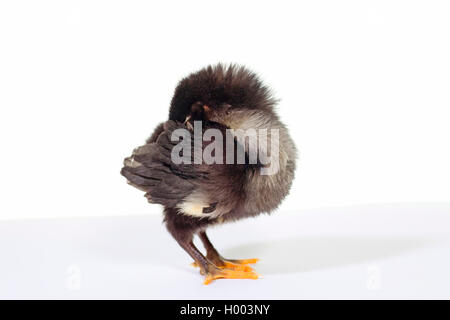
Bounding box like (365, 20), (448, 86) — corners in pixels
(121, 121), (209, 207)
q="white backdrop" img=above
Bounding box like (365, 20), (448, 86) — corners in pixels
(1, 0), (449, 220)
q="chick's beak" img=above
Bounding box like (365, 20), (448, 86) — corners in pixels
(184, 115), (193, 130)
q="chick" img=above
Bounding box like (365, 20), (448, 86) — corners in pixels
(121, 64), (296, 284)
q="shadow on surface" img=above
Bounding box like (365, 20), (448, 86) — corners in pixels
(222, 236), (434, 274)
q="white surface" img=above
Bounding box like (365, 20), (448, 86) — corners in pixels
(1, 1), (450, 220)
(1, 203), (450, 299)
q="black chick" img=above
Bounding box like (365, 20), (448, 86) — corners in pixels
(121, 64), (296, 284)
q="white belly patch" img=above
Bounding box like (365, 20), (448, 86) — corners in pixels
(177, 191), (212, 218)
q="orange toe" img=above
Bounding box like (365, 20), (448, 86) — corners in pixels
(204, 269), (259, 285)
(228, 258), (259, 265)
(219, 261), (254, 272)
(191, 258), (259, 270)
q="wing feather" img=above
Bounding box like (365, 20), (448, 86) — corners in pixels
(120, 121), (202, 207)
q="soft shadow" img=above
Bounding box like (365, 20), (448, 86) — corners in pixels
(222, 236), (434, 274)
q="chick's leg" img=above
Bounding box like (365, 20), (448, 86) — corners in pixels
(193, 231), (259, 272)
(168, 225), (258, 285)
